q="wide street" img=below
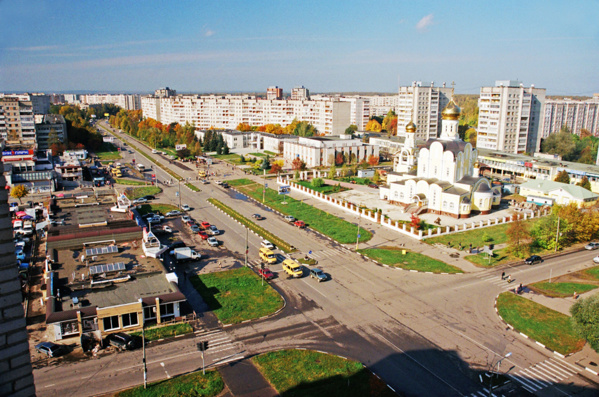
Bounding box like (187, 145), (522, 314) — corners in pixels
(33, 122), (599, 396)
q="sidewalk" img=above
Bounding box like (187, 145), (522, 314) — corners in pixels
(219, 359), (278, 397)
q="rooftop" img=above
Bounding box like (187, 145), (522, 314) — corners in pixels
(520, 179), (599, 200)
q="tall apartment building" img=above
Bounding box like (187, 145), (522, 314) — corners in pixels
(0, 145), (36, 396)
(477, 80), (546, 154)
(339, 97), (370, 130)
(542, 96), (599, 137)
(0, 93), (50, 115)
(154, 87), (176, 98)
(0, 97), (36, 146)
(368, 95), (399, 117)
(291, 86), (310, 101)
(396, 82), (452, 140)
(141, 95), (352, 135)
(267, 86), (283, 100)
(80, 94), (141, 110)
(35, 114), (67, 149)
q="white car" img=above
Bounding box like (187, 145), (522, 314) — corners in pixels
(182, 204), (191, 211)
(208, 225), (220, 235)
(594, 256), (599, 264)
(132, 198), (147, 204)
(163, 226), (173, 233)
(284, 215), (295, 222)
(215, 181), (223, 185)
(166, 210), (182, 216)
(207, 237), (219, 247)
(261, 240), (275, 249)
(181, 215), (191, 223)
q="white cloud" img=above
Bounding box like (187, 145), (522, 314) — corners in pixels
(416, 14), (434, 31)
(205, 29), (215, 37)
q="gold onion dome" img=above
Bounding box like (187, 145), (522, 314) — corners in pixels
(406, 120), (416, 133)
(442, 99), (461, 120)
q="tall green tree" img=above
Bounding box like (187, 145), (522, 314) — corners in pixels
(345, 125), (357, 135)
(555, 170), (570, 184)
(577, 176), (592, 191)
(570, 294), (599, 352)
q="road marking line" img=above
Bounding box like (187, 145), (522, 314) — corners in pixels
(160, 362), (171, 378)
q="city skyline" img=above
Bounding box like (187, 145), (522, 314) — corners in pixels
(1, 0), (598, 95)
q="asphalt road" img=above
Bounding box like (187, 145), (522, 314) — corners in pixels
(32, 121), (599, 397)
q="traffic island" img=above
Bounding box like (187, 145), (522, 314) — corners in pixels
(358, 247), (463, 274)
(114, 369), (223, 397)
(495, 292), (585, 356)
(189, 267), (284, 325)
(252, 349), (397, 397)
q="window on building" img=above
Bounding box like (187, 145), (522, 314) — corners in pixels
(160, 303), (174, 316)
(121, 312), (139, 328)
(103, 315), (119, 331)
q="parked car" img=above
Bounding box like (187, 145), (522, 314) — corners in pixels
(166, 210), (182, 216)
(169, 240), (186, 250)
(181, 215), (191, 223)
(141, 195), (155, 200)
(294, 220), (306, 228)
(310, 268), (327, 282)
(132, 198), (147, 204)
(163, 226), (173, 233)
(252, 214), (264, 220)
(258, 267), (274, 280)
(284, 215), (296, 222)
(215, 181), (223, 185)
(16, 250), (26, 261)
(594, 256), (599, 264)
(181, 204), (191, 211)
(585, 242), (599, 250)
(191, 225), (201, 233)
(147, 216), (161, 224)
(198, 230), (209, 240)
(261, 240), (275, 249)
(106, 332), (136, 350)
(222, 182), (229, 188)
(368, 183), (379, 189)
(35, 341), (65, 357)
(201, 221), (211, 229)
(207, 237), (219, 247)
(525, 255), (544, 265)
(201, 179), (209, 184)
(208, 225), (220, 235)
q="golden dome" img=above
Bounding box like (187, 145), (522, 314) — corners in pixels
(442, 99), (461, 120)
(406, 120), (416, 133)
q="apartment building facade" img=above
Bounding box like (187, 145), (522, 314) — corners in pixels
(35, 114), (67, 150)
(71, 94), (142, 110)
(396, 82), (452, 141)
(0, 97), (36, 145)
(0, 93), (51, 115)
(368, 95), (398, 117)
(291, 86), (310, 101)
(542, 95), (599, 137)
(283, 135), (379, 168)
(477, 80), (546, 154)
(267, 86), (283, 100)
(141, 95), (352, 135)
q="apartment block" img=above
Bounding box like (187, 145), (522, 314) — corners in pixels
(141, 95), (352, 135)
(79, 94), (142, 110)
(542, 96), (599, 137)
(339, 97), (370, 130)
(267, 86), (283, 100)
(477, 80), (546, 154)
(396, 82), (452, 140)
(155, 87), (176, 98)
(368, 95), (398, 117)
(0, 93), (50, 115)
(35, 114), (67, 150)
(0, 97), (36, 145)
(291, 86), (310, 101)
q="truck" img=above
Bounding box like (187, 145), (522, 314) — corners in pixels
(169, 247), (200, 261)
(136, 164), (145, 172)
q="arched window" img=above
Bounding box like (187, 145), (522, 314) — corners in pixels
(449, 202), (454, 210)
(399, 192), (404, 200)
(443, 201), (447, 208)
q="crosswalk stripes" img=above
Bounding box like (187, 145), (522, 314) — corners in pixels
(508, 357), (579, 394)
(193, 328), (245, 365)
(477, 273), (519, 291)
(468, 388), (499, 397)
(309, 248), (341, 260)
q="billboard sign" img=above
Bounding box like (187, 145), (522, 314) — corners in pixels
(175, 144), (187, 151)
(278, 185), (290, 195)
(102, 136), (114, 142)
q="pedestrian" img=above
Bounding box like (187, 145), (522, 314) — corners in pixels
(507, 274), (512, 283)
(574, 291), (579, 299)
(447, 240), (451, 248)
(518, 283), (523, 294)
(501, 271), (505, 280)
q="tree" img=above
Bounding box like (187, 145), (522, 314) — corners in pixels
(368, 155), (379, 166)
(464, 128), (477, 147)
(506, 212), (531, 258)
(570, 294), (599, 352)
(410, 214), (421, 230)
(345, 125), (357, 135)
(261, 155), (271, 170)
(372, 171), (380, 184)
(270, 162), (282, 174)
(293, 121), (317, 137)
(365, 119), (382, 132)
(335, 152), (344, 166)
(291, 157), (306, 171)
(541, 128), (577, 159)
(312, 178), (324, 188)
(328, 165), (337, 179)
(10, 185), (29, 204)
(176, 148), (191, 159)
(578, 176), (592, 191)
(236, 122), (252, 131)
(555, 170), (570, 184)
(222, 141), (230, 155)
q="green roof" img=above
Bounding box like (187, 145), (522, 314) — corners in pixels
(520, 179), (598, 200)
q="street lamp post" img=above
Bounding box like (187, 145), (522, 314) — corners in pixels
(178, 179), (182, 209)
(489, 352), (511, 397)
(355, 214), (361, 250)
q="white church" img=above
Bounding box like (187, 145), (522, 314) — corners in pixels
(379, 98), (501, 218)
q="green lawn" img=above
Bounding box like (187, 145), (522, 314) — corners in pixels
(425, 223), (513, 247)
(226, 178), (254, 187)
(264, 150), (278, 156)
(358, 247), (463, 273)
(94, 142), (122, 160)
(252, 350), (396, 397)
(124, 186), (162, 199)
(135, 203), (179, 216)
(496, 292), (585, 355)
(115, 178), (146, 185)
(232, 180), (372, 244)
(584, 266), (599, 280)
(185, 182), (201, 192)
(464, 247), (512, 268)
(529, 282), (598, 298)
(212, 154), (245, 164)
(190, 267), (284, 325)
(209, 198), (295, 253)
(115, 370), (223, 397)
(248, 152), (267, 157)
(294, 180), (349, 194)
(130, 323), (193, 341)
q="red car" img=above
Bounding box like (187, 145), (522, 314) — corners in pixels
(258, 268), (274, 280)
(294, 220), (306, 228)
(198, 230), (208, 240)
(200, 221), (211, 229)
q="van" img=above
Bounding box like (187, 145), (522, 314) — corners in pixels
(282, 259), (303, 278)
(259, 248), (277, 264)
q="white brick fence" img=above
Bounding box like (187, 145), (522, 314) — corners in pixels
(277, 176), (548, 240)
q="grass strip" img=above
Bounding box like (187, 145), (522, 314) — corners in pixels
(135, 203), (180, 216)
(231, 179), (372, 244)
(115, 178), (147, 186)
(130, 323), (193, 341)
(264, 150), (277, 156)
(294, 180), (349, 194)
(496, 292), (585, 355)
(252, 349), (396, 397)
(208, 198), (295, 253)
(529, 282), (598, 298)
(185, 182), (201, 192)
(358, 247), (463, 274)
(190, 267), (284, 325)
(115, 370), (223, 397)
(584, 266), (599, 280)
(124, 186), (162, 200)
(94, 142), (122, 160)
(464, 247), (512, 268)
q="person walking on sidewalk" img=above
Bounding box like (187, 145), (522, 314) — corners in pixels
(501, 271), (505, 280)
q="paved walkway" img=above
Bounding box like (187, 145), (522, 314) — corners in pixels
(219, 359), (278, 397)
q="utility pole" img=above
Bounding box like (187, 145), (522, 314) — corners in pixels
(555, 216), (560, 252)
(142, 325), (147, 389)
(262, 168), (266, 203)
(178, 179), (182, 209)
(356, 215), (361, 250)
(245, 227), (248, 267)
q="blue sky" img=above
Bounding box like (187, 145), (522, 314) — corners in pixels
(1, 0), (597, 95)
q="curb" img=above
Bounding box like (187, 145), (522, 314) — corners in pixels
(493, 293), (598, 376)
(357, 252), (465, 276)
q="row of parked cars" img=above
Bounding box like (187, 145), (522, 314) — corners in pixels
(182, 215), (220, 246)
(258, 240), (327, 282)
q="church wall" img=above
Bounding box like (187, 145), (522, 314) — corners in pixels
(417, 148), (430, 178)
